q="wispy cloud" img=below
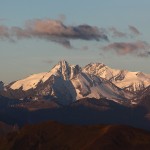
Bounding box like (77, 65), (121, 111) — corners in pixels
(109, 27), (127, 38)
(129, 25), (141, 35)
(109, 26), (141, 38)
(103, 41), (150, 57)
(0, 19), (108, 48)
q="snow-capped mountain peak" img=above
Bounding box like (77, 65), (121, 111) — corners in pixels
(83, 62), (120, 80)
(83, 62), (150, 93)
(43, 60), (81, 81)
(10, 60), (81, 91)
(56, 60), (81, 80)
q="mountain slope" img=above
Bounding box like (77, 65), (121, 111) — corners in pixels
(1, 121), (150, 150)
(0, 121), (18, 137)
(83, 63), (150, 93)
(0, 97), (149, 130)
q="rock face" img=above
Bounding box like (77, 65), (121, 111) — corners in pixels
(83, 63), (150, 93)
(0, 60), (133, 105)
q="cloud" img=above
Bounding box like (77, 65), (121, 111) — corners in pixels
(109, 27), (126, 38)
(49, 37), (73, 49)
(11, 26), (31, 39)
(0, 19), (108, 48)
(129, 25), (141, 35)
(103, 41), (150, 57)
(0, 25), (10, 39)
(0, 19), (146, 55)
(109, 26), (141, 38)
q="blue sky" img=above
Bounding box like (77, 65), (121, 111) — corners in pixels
(0, 0), (150, 83)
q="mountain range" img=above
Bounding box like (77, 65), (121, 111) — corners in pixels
(0, 60), (150, 105)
